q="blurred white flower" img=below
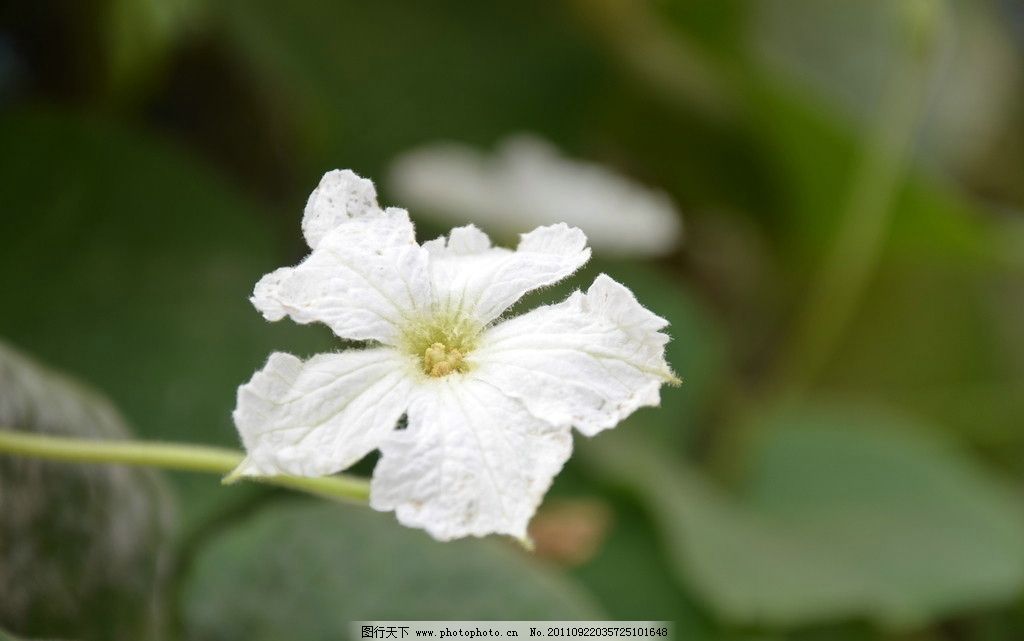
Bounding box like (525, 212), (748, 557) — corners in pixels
(389, 136), (683, 257)
(232, 170), (678, 541)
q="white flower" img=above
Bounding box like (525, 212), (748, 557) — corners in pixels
(389, 135), (683, 257)
(233, 170), (679, 541)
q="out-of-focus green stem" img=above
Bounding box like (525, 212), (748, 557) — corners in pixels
(780, 1), (945, 393)
(0, 429), (371, 503)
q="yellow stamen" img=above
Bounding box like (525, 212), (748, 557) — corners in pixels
(422, 342), (467, 377)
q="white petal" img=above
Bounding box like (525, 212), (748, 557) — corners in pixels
(389, 135), (682, 256)
(422, 224), (491, 255)
(302, 169), (383, 249)
(233, 348), (416, 477)
(426, 223), (590, 325)
(370, 378), (573, 541)
(472, 274), (677, 437)
(252, 206), (431, 344)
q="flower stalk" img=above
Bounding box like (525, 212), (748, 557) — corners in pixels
(0, 429), (371, 503)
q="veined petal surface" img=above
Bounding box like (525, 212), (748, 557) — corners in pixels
(252, 204), (431, 344)
(472, 274), (677, 437)
(423, 223), (590, 325)
(370, 378), (573, 541)
(233, 348), (416, 477)
(302, 169), (383, 249)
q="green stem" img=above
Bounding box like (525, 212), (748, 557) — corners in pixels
(0, 429), (370, 503)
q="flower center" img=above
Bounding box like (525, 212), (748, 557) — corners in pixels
(422, 342), (468, 377)
(400, 312), (481, 378)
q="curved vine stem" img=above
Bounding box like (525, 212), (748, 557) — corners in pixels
(0, 429), (370, 503)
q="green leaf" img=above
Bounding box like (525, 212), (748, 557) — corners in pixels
(182, 500), (602, 639)
(0, 110), (331, 528)
(582, 406), (1024, 630)
(0, 340), (174, 641)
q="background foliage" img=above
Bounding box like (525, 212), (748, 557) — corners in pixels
(0, 1), (1022, 639)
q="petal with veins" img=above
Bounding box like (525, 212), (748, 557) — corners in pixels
(251, 207), (431, 344)
(233, 348), (416, 477)
(301, 169), (384, 249)
(425, 223), (590, 324)
(370, 378), (573, 541)
(472, 274), (678, 437)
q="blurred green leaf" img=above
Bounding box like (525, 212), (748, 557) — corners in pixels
(0, 627), (74, 641)
(824, 262), (1024, 460)
(104, 0), (204, 101)
(576, 0), (1011, 268)
(0, 623), (80, 641)
(182, 500), (602, 639)
(785, 624), (887, 641)
(735, 0), (1024, 470)
(656, 0), (748, 56)
(0, 340), (174, 641)
(745, 5), (1008, 268)
(749, 80), (1001, 270)
(583, 405), (1024, 630)
(571, 501), (714, 636)
(542, 452), (717, 635)
(0, 110), (331, 528)
(752, 0), (1017, 171)
(213, 0), (603, 176)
